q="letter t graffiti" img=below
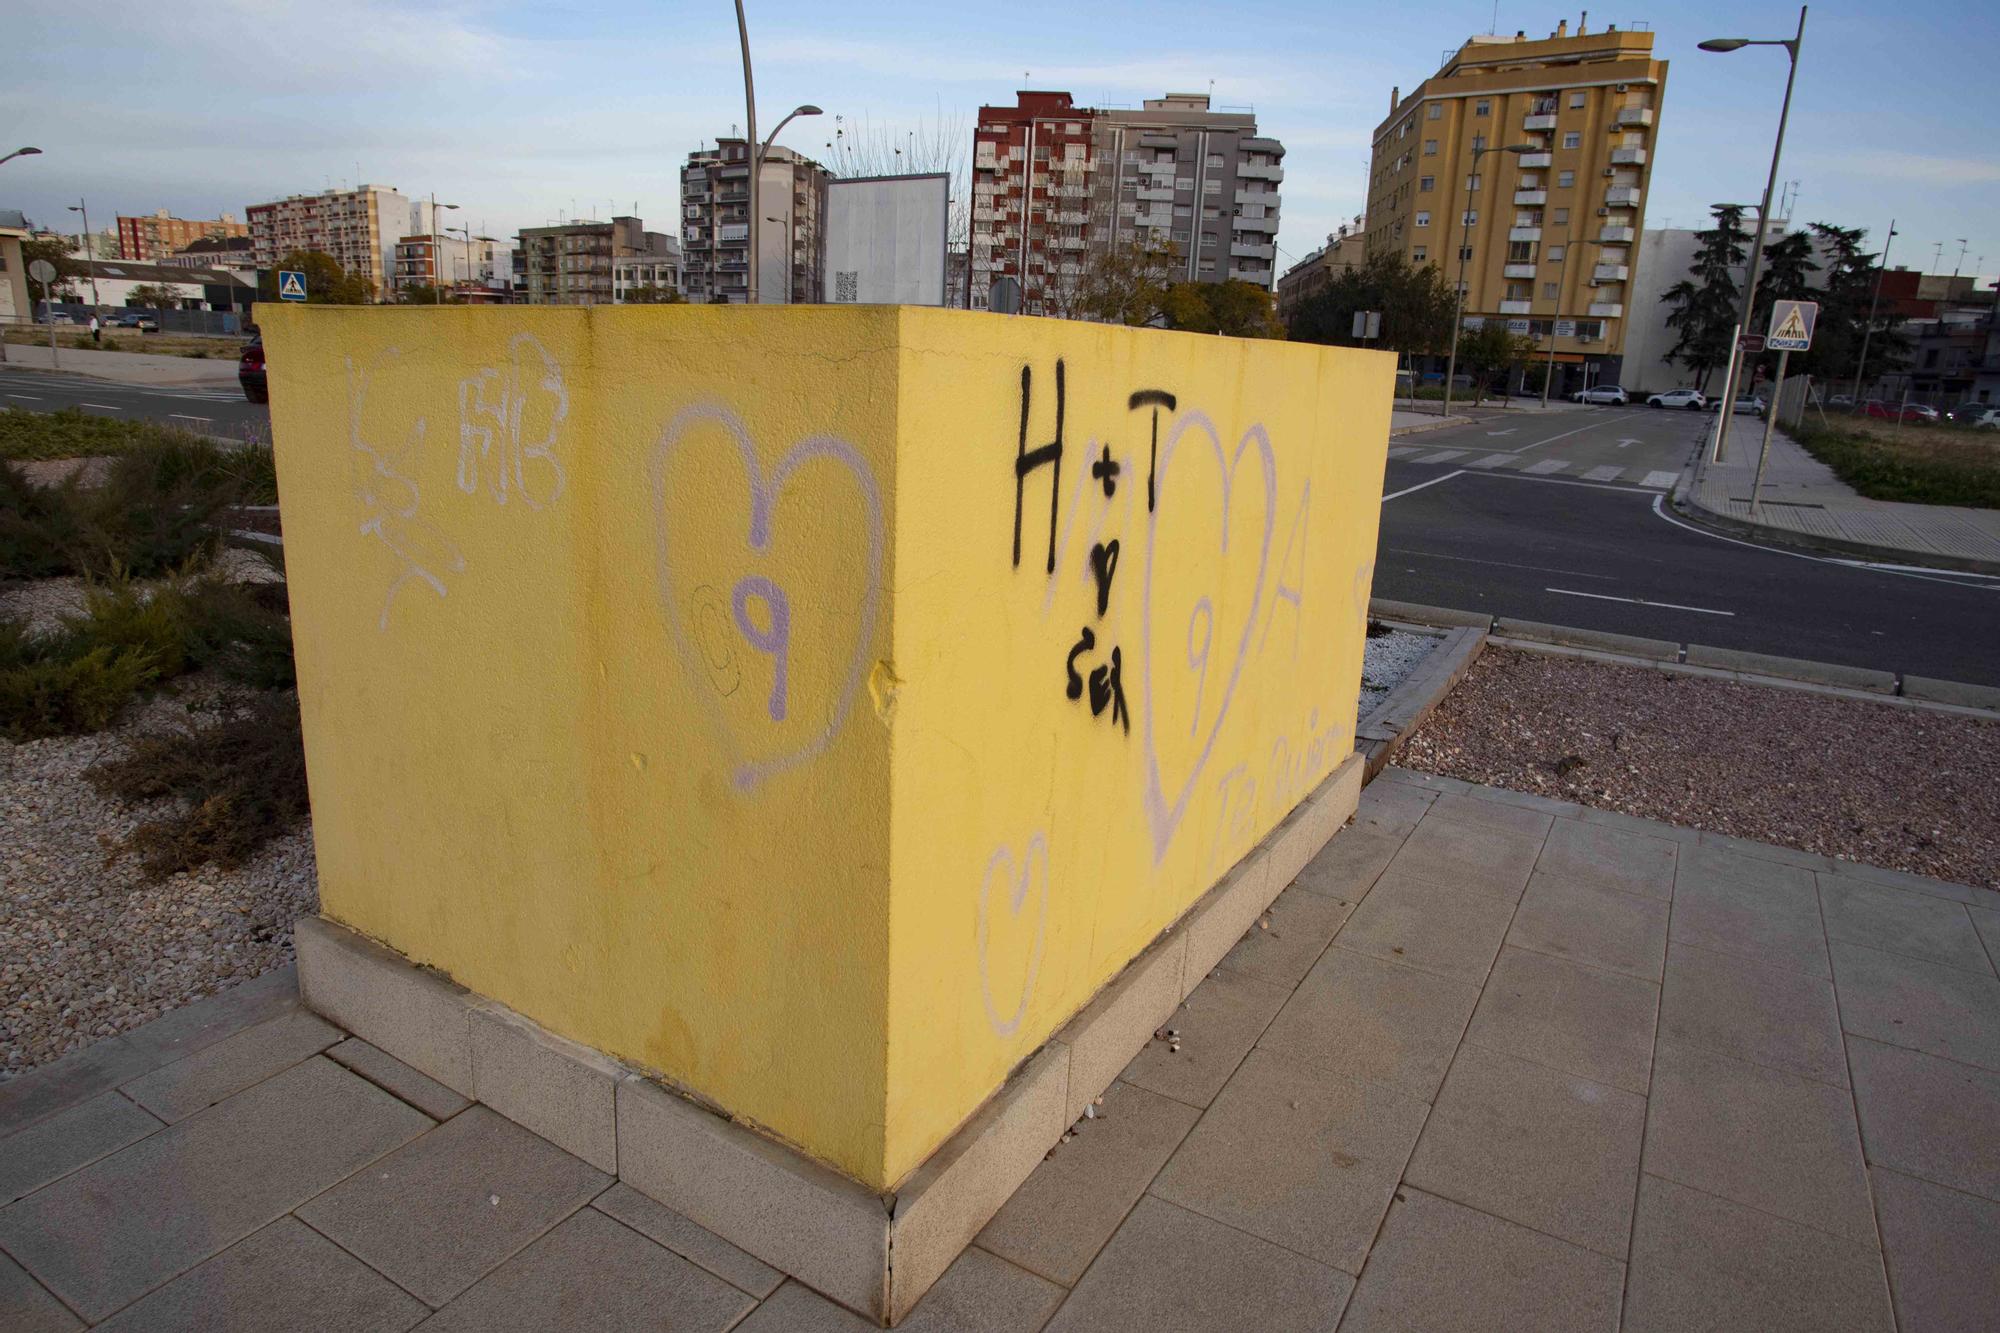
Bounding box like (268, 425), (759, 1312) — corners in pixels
(1013, 362), (1064, 573)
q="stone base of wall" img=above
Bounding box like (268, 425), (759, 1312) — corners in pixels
(295, 751), (1364, 1325)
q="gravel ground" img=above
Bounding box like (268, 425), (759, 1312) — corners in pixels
(1359, 627), (1438, 723)
(1400, 647), (2000, 891)
(0, 547), (281, 637)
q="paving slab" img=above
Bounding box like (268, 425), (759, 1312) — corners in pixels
(1404, 1043), (1644, 1258)
(0, 1056), (429, 1322)
(1295, 824), (1406, 901)
(1971, 904), (2000, 970)
(1352, 778), (1439, 833)
(1465, 947), (1659, 1095)
(1339, 1187), (1624, 1333)
(0, 1091), (160, 1207)
(91, 1217), (426, 1333)
(1150, 1050), (1426, 1274)
(1117, 968), (1290, 1109)
(295, 1104), (610, 1308)
(1670, 863), (1829, 978)
(894, 1246), (1067, 1333)
(1259, 947), (1481, 1101)
(1332, 868), (1515, 984)
(732, 1282), (877, 1332)
(1830, 941), (2000, 1070)
(977, 1080), (1199, 1286)
(1818, 877), (1993, 975)
(324, 1037), (472, 1122)
(1042, 1196), (1353, 1332)
(1622, 1174), (1894, 1333)
(1870, 1167), (2000, 1333)
(1536, 818), (1678, 901)
(1427, 791), (1556, 839)
(1848, 1037), (2000, 1201)
(0, 1251), (79, 1333)
(1506, 869), (1670, 981)
(1657, 941), (1847, 1087)
(1216, 883), (1353, 988)
(1644, 1042), (1874, 1245)
(418, 1206), (752, 1332)
(1384, 815), (1543, 903)
(119, 1009), (341, 1124)
(592, 1182), (782, 1298)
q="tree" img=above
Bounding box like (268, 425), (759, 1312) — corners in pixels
(822, 109), (971, 293)
(1800, 222), (1910, 388)
(1161, 280), (1283, 338)
(395, 284), (461, 305)
(1660, 204), (1749, 392)
(128, 283), (183, 310)
(1456, 322), (1535, 403)
(20, 236), (80, 305)
(1288, 252), (1456, 359)
(622, 284), (687, 305)
(1045, 238), (1178, 326)
(257, 250), (375, 305)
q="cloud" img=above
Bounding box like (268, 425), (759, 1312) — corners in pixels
(1824, 153), (2000, 187)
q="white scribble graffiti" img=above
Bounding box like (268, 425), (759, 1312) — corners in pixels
(457, 331), (569, 508)
(977, 834), (1051, 1037)
(346, 349), (466, 631)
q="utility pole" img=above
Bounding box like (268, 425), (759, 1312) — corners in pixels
(66, 199), (101, 311)
(1850, 219), (1895, 405)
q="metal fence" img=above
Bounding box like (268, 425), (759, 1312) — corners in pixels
(30, 301), (245, 336)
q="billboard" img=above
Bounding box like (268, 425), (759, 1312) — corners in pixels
(822, 173), (949, 306)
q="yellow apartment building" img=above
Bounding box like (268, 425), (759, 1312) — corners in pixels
(1366, 20), (1667, 391)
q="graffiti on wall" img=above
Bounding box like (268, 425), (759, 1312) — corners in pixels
(976, 833), (1050, 1037)
(457, 331), (570, 509)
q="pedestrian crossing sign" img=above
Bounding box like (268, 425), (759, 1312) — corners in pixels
(278, 270), (308, 302)
(1766, 299), (1816, 351)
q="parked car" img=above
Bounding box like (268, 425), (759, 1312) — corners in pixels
(1646, 388), (1706, 410)
(1861, 400), (1937, 424)
(1860, 400), (1894, 419)
(1718, 395), (1766, 417)
(1947, 405), (2000, 430)
(239, 338), (267, 403)
(1826, 393), (1855, 410)
(1571, 384), (1629, 405)
(38, 312), (73, 325)
(113, 311), (161, 331)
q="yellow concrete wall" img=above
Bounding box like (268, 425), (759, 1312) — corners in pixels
(264, 304), (1392, 1191)
(883, 311), (1390, 1182)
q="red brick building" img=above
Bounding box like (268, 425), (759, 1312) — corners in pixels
(116, 210), (247, 261)
(970, 93), (1101, 315)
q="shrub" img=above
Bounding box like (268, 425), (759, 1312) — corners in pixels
(0, 639), (158, 741)
(1793, 421), (2000, 509)
(63, 574), (295, 689)
(0, 464), (86, 578)
(89, 690), (310, 876)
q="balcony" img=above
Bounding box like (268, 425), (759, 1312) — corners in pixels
(1238, 162), (1284, 182)
(1499, 300), (1533, 315)
(1610, 147), (1648, 166)
(1606, 187), (1641, 206)
(1504, 263), (1537, 279)
(1593, 264), (1630, 282)
(1139, 131), (1179, 148)
(1230, 241), (1276, 260)
(1514, 190), (1546, 206)
(1524, 113), (1557, 131)
(1242, 137), (1284, 154)
(718, 224), (748, 242)
(1518, 152), (1552, 168)
(1588, 302), (1623, 318)
(1235, 189), (1277, 206)
(1235, 215), (1279, 234)
(1600, 225), (1635, 243)
(1508, 226), (1542, 242)
(1136, 187), (1174, 201)
(974, 208), (1000, 222)
(1228, 268), (1272, 285)
(1616, 107), (1654, 128)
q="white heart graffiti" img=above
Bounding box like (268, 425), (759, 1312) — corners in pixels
(648, 403), (883, 793)
(977, 835), (1050, 1038)
(1141, 410), (1277, 863)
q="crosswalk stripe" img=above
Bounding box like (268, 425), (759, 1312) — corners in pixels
(1415, 449), (1467, 464)
(1387, 446), (1420, 459)
(1524, 459), (1570, 474)
(1467, 453), (1515, 468)
(1582, 465), (1624, 482)
(1641, 470), (1680, 489)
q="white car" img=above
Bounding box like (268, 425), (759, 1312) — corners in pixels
(1646, 388), (1707, 411)
(1571, 385), (1629, 406)
(1950, 406), (2000, 430)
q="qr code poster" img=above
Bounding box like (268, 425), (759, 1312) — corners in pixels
(834, 271), (860, 303)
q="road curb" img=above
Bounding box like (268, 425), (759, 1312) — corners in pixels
(1358, 622), (1488, 780)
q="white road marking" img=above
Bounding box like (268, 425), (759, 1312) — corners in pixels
(1382, 470), (1465, 502)
(1545, 587), (1736, 616)
(1649, 495), (2000, 590)
(1416, 449), (1468, 464)
(1467, 472), (1657, 494)
(1641, 470), (1680, 489)
(1616, 438), (1640, 448)
(1582, 465), (1624, 481)
(81, 403), (121, 411)
(1525, 459), (1570, 474)
(1387, 446), (1421, 459)
(168, 414), (211, 422)
(1509, 414), (1636, 454)
(1385, 547), (1618, 581)
(1468, 453), (1515, 468)
(6, 393), (39, 400)
(1487, 428), (1516, 436)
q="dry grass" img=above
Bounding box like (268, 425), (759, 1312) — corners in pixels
(1795, 417), (2000, 508)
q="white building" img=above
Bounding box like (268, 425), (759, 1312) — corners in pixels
(613, 247), (683, 301)
(246, 185), (438, 300)
(1622, 216), (1820, 394)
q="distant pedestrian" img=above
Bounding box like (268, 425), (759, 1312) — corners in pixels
(89, 315), (100, 345)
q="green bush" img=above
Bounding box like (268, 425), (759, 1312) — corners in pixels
(89, 690), (309, 876)
(1793, 422), (2000, 509)
(63, 575), (295, 689)
(0, 464), (86, 578)
(0, 635), (158, 741)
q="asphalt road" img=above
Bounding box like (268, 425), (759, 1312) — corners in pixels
(1378, 406), (2000, 687)
(0, 366), (269, 440)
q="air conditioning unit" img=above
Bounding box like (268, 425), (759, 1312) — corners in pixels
(1597, 207), (1610, 216)
(1579, 333), (1597, 343)
(1615, 83), (1629, 93)
(1603, 168), (1616, 177)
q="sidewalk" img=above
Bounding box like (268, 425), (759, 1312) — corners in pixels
(5, 768), (1992, 1330)
(1391, 397), (1590, 437)
(0, 344), (240, 388)
(1684, 420), (2000, 571)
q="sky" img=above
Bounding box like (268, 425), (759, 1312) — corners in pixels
(3, 0), (1996, 287)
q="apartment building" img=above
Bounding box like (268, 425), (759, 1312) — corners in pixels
(391, 233), (512, 297)
(613, 242), (684, 302)
(246, 185), (433, 300)
(968, 91), (1285, 314)
(1365, 20), (1666, 388)
(1276, 217), (1367, 320)
(516, 217), (677, 305)
(681, 140), (828, 303)
(116, 210), (248, 261)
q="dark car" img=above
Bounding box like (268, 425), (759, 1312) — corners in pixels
(239, 338), (267, 403)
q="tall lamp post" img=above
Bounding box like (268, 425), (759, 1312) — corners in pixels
(1443, 142), (1536, 420)
(0, 146), (41, 167)
(1699, 5), (1807, 462)
(1540, 231), (1610, 408)
(1850, 218), (1896, 405)
(754, 105), (822, 304)
(429, 195), (459, 304)
(66, 200), (101, 311)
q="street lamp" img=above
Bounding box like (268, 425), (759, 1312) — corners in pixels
(1850, 219), (1896, 405)
(66, 200), (100, 312)
(1540, 234), (1610, 408)
(429, 196), (459, 304)
(1700, 4), (1807, 462)
(750, 103), (822, 305)
(1443, 141), (1536, 420)
(0, 146), (41, 167)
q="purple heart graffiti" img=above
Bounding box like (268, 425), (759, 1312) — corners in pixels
(1141, 410), (1277, 863)
(977, 834), (1050, 1038)
(649, 403), (883, 792)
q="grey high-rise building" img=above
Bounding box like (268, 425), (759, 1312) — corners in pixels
(681, 139), (828, 304)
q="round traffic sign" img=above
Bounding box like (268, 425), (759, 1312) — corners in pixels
(28, 259), (57, 283)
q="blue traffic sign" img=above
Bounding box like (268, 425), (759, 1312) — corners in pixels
(277, 270), (308, 302)
(1766, 299), (1817, 352)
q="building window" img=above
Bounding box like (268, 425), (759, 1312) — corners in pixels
(1543, 282), (1560, 299)
(1424, 139), (1438, 155)
(1569, 91), (1587, 108)
(1203, 180), (1220, 194)
(1207, 154), (1223, 167)
(1562, 131), (1582, 149)
(1548, 244), (1566, 262)
(1412, 246), (1428, 262)
(1465, 173), (1482, 192)
(1553, 207), (1569, 225)
(1506, 282), (1531, 301)
(1174, 204), (1192, 216)
(1427, 103), (1442, 120)
(1202, 206), (1220, 219)
(1471, 133), (1487, 152)
(1419, 176), (1435, 192)
(1463, 210), (1478, 227)
(1475, 99), (1491, 116)
(1557, 170), (1575, 188)
(1415, 211), (1431, 227)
